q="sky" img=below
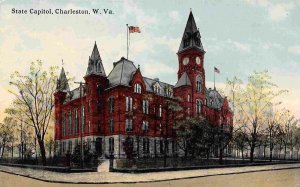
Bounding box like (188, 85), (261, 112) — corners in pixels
(0, 0), (299, 121)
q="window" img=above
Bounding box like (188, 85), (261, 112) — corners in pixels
(108, 97), (114, 113)
(109, 119), (114, 133)
(97, 85), (103, 96)
(88, 121), (91, 134)
(165, 140), (169, 154)
(142, 100), (149, 114)
(195, 38), (201, 46)
(196, 100), (201, 114)
(166, 87), (173, 97)
(142, 121), (149, 132)
(158, 123), (162, 132)
(125, 118), (133, 132)
(68, 140), (72, 153)
(196, 75), (202, 92)
(154, 139), (157, 156)
(143, 138), (150, 154)
(87, 138), (91, 150)
(126, 96), (133, 112)
(219, 117), (222, 125)
(74, 108), (78, 135)
(184, 38), (190, 47)
(81, 106), (85, 133)
(204, 99), (207, 105)
(159, 105), (162, 117)
(97, 100), (101, 113)
(187, 108), (190, 116)
(187, 94), (191, 102)
(68, 111), (72, 135)
(109, 137), (114, 154)
(160, 139), (164, 154)
(154, 85), (161, 94)
(62, 113), (66, 136)
(134, 84), (142, 93)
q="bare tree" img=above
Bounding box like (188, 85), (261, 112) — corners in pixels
(9, 60), (57, 165)
(234, 71), (287, 162)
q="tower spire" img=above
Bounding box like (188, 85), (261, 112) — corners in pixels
(178, 11), (205, 53)
(86, 42), (106, 77)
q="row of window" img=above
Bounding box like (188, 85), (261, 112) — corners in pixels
(134, 83), (173, 97)
(109, 119), (153, 133)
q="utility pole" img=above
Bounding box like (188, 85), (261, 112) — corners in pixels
(74, 81), (86, 168)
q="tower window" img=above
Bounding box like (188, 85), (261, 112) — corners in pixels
(196, 75), (202, 92)
(184, 39), (190, 47)
(196, 99), (201, 115)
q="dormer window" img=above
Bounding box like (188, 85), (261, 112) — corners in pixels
(195, 38), (201, 46)
(166, 87), (173, 97)
(153, 82), (161, 95)
(134, 83), (142, 93)
(184, 38), (190, 47)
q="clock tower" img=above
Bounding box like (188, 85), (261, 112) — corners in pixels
(175, 11), (206, 117)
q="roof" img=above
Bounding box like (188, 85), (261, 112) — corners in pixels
(178, 11), (205, 53)
(205, 88), (224, 109)
(64, 85), (86, 103)
(174, 72), (192, 88)
(143, 77), (174, 97)
(86, 42), (106, 77)
(107, 57), (137, 87)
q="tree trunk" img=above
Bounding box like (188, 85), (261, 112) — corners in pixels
(250, 144), (255, 163)
(269, 145), (273, 162)
(284, 144), (287, 160)
(37, 137), (47, 165)
(241, 149), (244, 160)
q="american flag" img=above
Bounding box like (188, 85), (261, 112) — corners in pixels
(214, 67), (220, 74)
(128, 26), (141, 33)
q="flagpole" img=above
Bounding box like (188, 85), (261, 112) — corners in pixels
(126, 24), (128, 59)
(214, 68), (216, 90)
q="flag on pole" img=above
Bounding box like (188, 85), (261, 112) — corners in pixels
(128, 26), (141, 33)
(214, 67), (220, 74)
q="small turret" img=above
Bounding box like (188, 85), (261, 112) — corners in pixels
(56, 67), (69, 92)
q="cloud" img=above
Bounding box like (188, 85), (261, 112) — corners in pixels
(243, 0), (295, 21)
(268, 3), (294, 21)
(232, 41), (251, 52)
(288, 45), (300, 55)
(168, 11), (180, 23)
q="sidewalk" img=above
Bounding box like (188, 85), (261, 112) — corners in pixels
(0, 163), (300, 184)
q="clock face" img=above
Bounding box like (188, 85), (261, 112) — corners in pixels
(196, 57), (201, 65)
(183, 57), (189, 65)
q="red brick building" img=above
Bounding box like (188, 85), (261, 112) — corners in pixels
(54, 11), (232, 158)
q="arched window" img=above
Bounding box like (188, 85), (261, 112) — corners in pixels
(196, 75), (202, 92)
(134, 83), (142, 93)
(196, 99), (201, 114)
